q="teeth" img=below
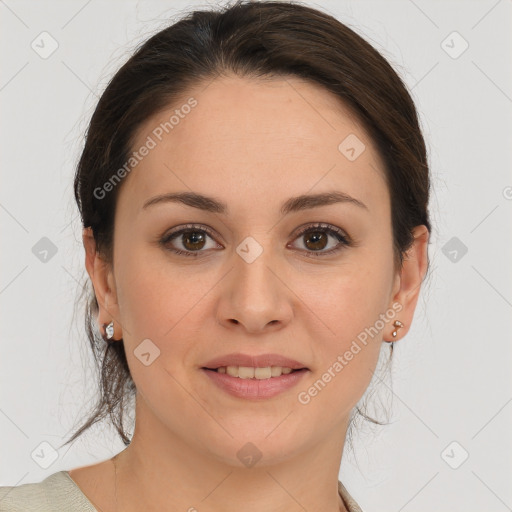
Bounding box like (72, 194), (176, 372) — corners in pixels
(217, 366), (295, 379)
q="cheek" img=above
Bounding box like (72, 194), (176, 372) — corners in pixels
(113, 252), (222, 392)
(293, 278), (387, 424)
(299, 261), (392, 346)
(114, 265), (196, 405)
(295, 254), (393, 393)
(114, 242), (206, 337)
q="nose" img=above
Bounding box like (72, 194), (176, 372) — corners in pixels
(215, 243), (294, 334)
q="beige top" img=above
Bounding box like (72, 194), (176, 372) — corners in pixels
(0, 471), (363, 511)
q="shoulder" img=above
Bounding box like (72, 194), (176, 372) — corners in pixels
(338, 480), (364, 512)
(0, 471), (96, 512)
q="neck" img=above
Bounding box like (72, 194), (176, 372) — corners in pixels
(111, 395), (350, 512)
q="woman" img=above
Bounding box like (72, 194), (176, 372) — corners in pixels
(0, 1), (430, 510)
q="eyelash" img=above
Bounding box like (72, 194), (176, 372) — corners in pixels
(160, 222), (352, 258)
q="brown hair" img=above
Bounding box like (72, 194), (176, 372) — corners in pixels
(62, 0), (431, 450)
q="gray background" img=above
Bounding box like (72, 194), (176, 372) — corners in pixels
(1, 0), (511, 510)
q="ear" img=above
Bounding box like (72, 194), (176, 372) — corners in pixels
(82, 227), (122, 341)
(386, 225), (429, 341)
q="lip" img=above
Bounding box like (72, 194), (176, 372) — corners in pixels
(201, 367), (309, 399)
(201, 353), (308, 370)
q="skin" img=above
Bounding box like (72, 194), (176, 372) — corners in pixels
(71, 74), (429, 512)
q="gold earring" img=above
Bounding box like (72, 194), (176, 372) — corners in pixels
(391, 320), (404, 338)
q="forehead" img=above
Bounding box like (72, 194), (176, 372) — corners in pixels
(119, 74), (388, 218)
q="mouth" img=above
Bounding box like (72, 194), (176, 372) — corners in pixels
(201, 366), (308, 379)
(200, 365), (309, 399)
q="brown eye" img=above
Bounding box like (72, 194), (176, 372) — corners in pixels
(290, 223), (351, 257)
(181, 230), (206, 251)
(161, 224), (220, 257)
(303, 230), (328, 251)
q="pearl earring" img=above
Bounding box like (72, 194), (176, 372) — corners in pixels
(104, 321), (115, 341)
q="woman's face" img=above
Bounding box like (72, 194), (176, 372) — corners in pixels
(89, 75), (425, 466)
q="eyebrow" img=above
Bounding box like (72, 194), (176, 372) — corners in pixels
(142, 190), (368, 215)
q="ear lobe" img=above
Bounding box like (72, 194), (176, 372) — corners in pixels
(387, 225), (429, 340)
